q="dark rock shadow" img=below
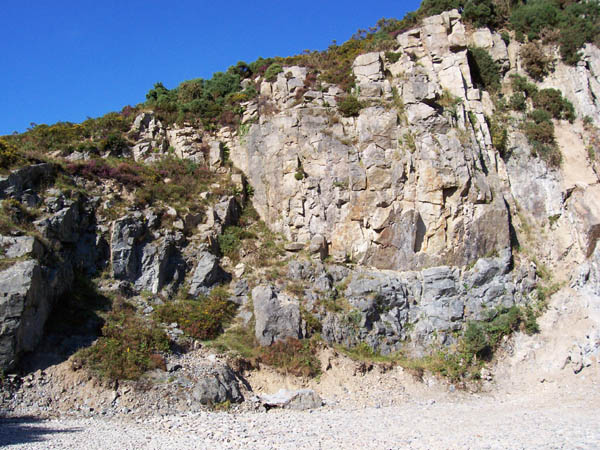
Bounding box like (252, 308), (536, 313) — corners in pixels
(0, 415), (81, 447)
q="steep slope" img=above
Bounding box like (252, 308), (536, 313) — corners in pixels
(0, 7), (599, 419)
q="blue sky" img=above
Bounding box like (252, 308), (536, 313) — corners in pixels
(0, 1), (420, 135)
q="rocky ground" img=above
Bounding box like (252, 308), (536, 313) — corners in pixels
(2, 283), (599, 449)
(1, 381), (598, 449)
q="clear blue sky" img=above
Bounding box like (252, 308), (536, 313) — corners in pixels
(0, 1), (420, 135)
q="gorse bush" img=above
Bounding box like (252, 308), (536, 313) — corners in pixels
(532, 88), (575, 122)
(468, 47), (501, 92)
(520, 42), (552, 81)
(153, 289), (237, 340)
(264, 63), (284, 82)
(337, 95), (364, 117)
(258, 337), (321, 378)
(0, 139), (22, 169)
(75, 300), (170, 380)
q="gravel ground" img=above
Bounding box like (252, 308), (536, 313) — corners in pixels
(2, 389), (599, 449)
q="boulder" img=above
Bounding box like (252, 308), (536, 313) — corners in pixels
(257, 389), (323, 410)
(188, 251), (228, 297)
(252, 285), (302, 346)
(192, 364), (243, 404)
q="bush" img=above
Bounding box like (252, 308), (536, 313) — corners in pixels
(532, 88), (575, 122)
(0, 139), (21, 169)
(258, 337), (321, 378)
(100, 134), (129, 156)
(523, 114), (562, 167)
(154, 291), (237, 341)
(467, 47), (501, 92)
(75, 301), (170, 380)
(521, 42), (552, 81)
(509, 92), (527, 111)
(510, 74), (538, 98)
(67, 158), (144, 186)
(264, 63), (284, 82)
(337, 95), (363, 117)
(385, 51), (401, 63)
(218, 226), (257, 260)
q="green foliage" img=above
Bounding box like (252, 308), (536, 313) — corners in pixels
(510, 1), (560, 41)
(301, 307), (323, 335)
(468, 47), (501, 92)
(100, 134), (129, 155)
(509, 92), (527, 111)
(258, 337), (321, 378)
(264, 63), (284, 82)
(532, 88), (575, 122)
(510, 74), (538, 98)
(218, 225), (258, 260)
(75, 300), (170, 380)
(0, 139), (22, 169)
(154, 290), (237, 340)
(463, 0), (498, 28)
(385, 51), (402, 63)
(337, 95), (364, 117)
(521, 42), (552, 81)
(144, 68), (249, 129)
(489, 117), (508, 155)
(523, 111), (562, 167)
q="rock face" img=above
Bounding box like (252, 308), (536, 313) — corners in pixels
(288, 248), (531, 353)
(0, 260), (72, 371)
(231, 12), (511, 271)
(110, 214), (187, 295)
(252, 285), (302, 346)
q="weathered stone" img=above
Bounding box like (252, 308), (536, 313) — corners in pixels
(192, 364), (243, 404)
(0, 236), (45, 259)
(0, 164), (55, 200)
(252, 285), (302, 346)
(188, 251), (228, 297)
(111, 215), (146, 281)
(257, 389), (323, 410)
(0, 260), (71, 371)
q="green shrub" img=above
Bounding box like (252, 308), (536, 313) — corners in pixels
(463, 0), (498, 28)
(154, 291), (237, 340)
(264, 63), (284, 82)
(509, 93), (527, 111)
(532, 88), (575, 122)
(75, 301), (170, 380)
(489, 118), (508, 155)
(510, 74), (538, 98)
(337, 95), (363, 117)
(218, 226), (257, 259)
(521, 42), (552, 81)
(523, 113), (562, 167)
(385, 51), (401, 64)
(258, 337), (321, 378)
(510, 1), (560, 41)
(100, 134), (129, 155)
(468, 47), (501, 92)
(0, 139), (21, 169)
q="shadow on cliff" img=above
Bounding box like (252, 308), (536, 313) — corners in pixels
(0, 415), (81, 446)
(19, 272), (111, 374)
